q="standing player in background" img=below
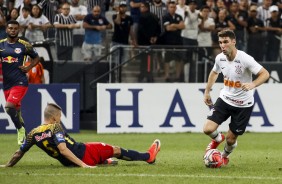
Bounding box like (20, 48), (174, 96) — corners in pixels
(0, 103), (161, 168)
(0, 20), (39, 145)
(203, 29), (269, 165)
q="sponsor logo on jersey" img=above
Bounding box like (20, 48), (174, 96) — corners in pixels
(234, 60), (240, 63)
(2, 56), (18, 63)
(14, 48), (22, 54)
(220, 58), (226, 61)
(35, 131), (52, 142)
(223, 95), (244, 105)
(224, 79), (242, 88)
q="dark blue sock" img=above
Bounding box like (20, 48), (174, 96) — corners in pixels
(119, 148), (150, 161)
(5, 107), (22, 129)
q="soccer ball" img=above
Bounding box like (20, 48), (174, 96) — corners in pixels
(203, 149), (223, 168)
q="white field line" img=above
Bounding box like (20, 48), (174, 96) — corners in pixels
(0, 173), (281, 180)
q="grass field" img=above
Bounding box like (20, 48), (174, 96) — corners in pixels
(0, 131), (282, 184)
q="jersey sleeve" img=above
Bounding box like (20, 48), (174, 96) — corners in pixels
(70, 15), (77, 24)
(53, 14), (60, 25)
(18, 39), (39, 59)
(83, 14), (91, 24)
(53, 123), (67, 145)
(212, 55), (221, 73)
(26, 43), (39, 59)
(244, 54), (262, 75)
(163, 14), (170, 26)
(20, 130), (36, 153)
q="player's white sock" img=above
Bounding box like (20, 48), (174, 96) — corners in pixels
(222, 141), (237, 157)
(209, 130), (223, 143)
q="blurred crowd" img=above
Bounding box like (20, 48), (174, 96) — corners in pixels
(0, 0), (281, 82)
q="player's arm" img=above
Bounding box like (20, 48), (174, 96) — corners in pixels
(242, 67), (269, 91)
(252, 68), (270, 87)
(19, 56), (40, 73)
(204, 70), (219, 106)
(0, 149), (25, 167)
(57, 142), (95, 168)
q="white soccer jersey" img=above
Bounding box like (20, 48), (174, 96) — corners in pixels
(213, 50), (262, 107)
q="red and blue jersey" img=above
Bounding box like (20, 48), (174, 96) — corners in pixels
(0, 38), (39, 90)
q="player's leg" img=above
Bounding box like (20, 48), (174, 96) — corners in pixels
(203, 120), (225, 151)
(222, 105), (253, 165)
(221, 129), (238, 165)
(5, 102), (22, 129)
(4, 86), (28, 145)
(203, 98), (230, 151)
(223, 130), (238, 157)
(114, 139), (161, 164)
(17, 109), (25, 127)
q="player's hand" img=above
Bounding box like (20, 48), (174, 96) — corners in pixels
(241, 83), (256, 91)
(83, 165), (97, 168)
(18, 65), (31, 73)
(204, 93), (213, 106)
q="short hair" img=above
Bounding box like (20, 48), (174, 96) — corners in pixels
(200, 5), (210, 11)
(22, 6), (31, 12)
(168, 0), (176, 5)
(141, 2), (150, 9)
(44, 103), (62, 119)
(6, 20), (19, 27)
(218, 29), (236, 40)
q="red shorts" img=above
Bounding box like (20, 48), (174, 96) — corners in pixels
(82, 142), (114, 166)
(4, 86), (28, 108)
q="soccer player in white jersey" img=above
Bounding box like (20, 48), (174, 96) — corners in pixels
(202, 29), (269, 166)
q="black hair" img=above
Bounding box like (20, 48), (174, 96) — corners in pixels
(141, 2), (150, 9)
(22, 6), (31, 12)
(200, 5), (210, 11)
(6, 20), (19, 27)
(31, 4), (43, 18)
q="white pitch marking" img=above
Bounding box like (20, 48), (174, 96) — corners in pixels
(0, 173), (281, 181)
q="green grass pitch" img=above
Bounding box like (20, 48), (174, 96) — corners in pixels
(1, 131), (282, 184)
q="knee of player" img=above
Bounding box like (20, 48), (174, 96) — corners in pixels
(5, 107), (16, 116)
(203, 125), (214, 135)
(112, 146), (121, 157)
(225, 136), (237, 146)
(203, 120), (218, 135)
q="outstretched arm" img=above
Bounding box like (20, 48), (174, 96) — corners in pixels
(0, 149), (25, 167)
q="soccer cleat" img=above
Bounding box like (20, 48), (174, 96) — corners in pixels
(206, 134), (225, 151)
(103, 158), (118, 166)
(222, 157), (229, 166)
(146, 139), (161, 164)
(17, 127), (26, 145)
